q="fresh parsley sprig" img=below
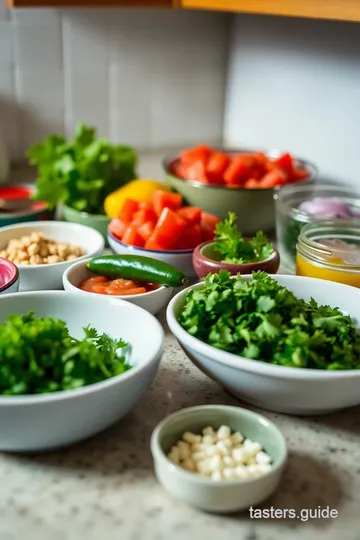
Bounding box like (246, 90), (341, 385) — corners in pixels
(214, 212), (274, 263)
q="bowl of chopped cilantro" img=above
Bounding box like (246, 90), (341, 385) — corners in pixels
(193, 212), (280, 279)
(0, 291), (164, 451)
(167, 271), (360, 415)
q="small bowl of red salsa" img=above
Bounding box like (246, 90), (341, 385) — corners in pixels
(63, 258), (174, 315)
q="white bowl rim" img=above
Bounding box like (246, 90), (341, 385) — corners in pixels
(166, 274), (360, 379)
(108, 228), (194, 255)
(0, 290), (164, 404)
(63, 257), (172, 299)
(150, 404), (287, 486)
(0, 221), (105, 269)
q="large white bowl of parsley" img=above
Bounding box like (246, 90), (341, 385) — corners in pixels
(167, 271), (360, 415)
(0, 291), (164, 451)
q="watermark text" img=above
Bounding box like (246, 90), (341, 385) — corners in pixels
(249, 506), (338, 522)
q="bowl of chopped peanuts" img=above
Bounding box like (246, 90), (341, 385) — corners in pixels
(0, 221), (105, 291)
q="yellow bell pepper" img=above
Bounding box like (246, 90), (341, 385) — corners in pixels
(104, 179), (170, 218)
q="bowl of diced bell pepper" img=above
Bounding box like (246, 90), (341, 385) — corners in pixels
(107, 190), (221, 278)
(163, 146), (317, 235)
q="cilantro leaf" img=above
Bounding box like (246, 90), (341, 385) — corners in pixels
(28, 123), (137, 215)
(178, 270), (360, 370)
(213, 212), (274, 263)
(0, 313), (131, 396)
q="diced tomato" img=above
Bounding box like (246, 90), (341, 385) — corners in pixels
(223, 155), (256, 186)
(291, 168), (309, 181)
(145, 236), (165, 251)
(91, 284), (111, 294)
(181, 160), (208, 183)
(137, 220), (155, 242)
(200, 222), (216, 242)
(153, 190), (183, 216)
(131, 207), (157, 228)
(244, 178), (261, 189)
(138, 201), (153, 211)
(176, 206), (202, 225)
(273, 152), (294, 176)
(107, 287), (147, 296)
(175, 223), (202, 250)
(200, 211), (221, 231)
(206, 152), (229, 184)
(151, 208), (187, 249)
(179, 145), (212, 165)
(118, 199), (139, 224)
(107, 278), (138, 290)
(108, 218), (127, 240)
(81, 276), (107, 285)
(122, 226), (145, 248)
(172, 161), (190, 180)
(258, 169), (287, 188)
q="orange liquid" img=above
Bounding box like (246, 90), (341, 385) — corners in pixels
(296, 253), (360, 288)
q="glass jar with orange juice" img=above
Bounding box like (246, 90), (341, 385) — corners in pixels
(296, 220), (360, 287)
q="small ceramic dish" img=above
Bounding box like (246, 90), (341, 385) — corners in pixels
(0, 257), (19, 295)
(108, 228), (196, 279)
(0, 221), (105, 291)
(0, 184), (54, 228)
(63, 258), (173, 315)
(151, 405), (287, 513)
(193, 240), (280, 279)
(62, 203), (110, 243)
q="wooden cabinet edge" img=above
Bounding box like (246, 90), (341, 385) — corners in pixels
(180, 0), (360, 23)
(6, 0), (177, 7)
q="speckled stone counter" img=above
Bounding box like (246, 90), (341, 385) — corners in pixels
(0, 308), (359, 540)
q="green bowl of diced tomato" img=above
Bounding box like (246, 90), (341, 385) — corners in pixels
(163, 146), (317, 235)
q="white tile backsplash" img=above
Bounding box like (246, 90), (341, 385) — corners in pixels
(0, 68), (18, 157)
(0, 6), (229, 162)
(15, 70), (64, 154)
(224, 14), (360, 185)
(64, 67), (108, 138)
(14, 19), (62, 69)
(109, 64), (151, 147)
(0, 21), (13, 68)
(0, 1), (9, 21)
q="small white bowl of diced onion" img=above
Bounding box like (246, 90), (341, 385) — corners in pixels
(150, 405), (287, 513)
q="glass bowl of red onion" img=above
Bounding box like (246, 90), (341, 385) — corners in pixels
(274, 184), (360, 272)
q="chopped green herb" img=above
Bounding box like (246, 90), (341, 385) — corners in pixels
(179, 270), (360, 370)
(0, 312), (131, 395)
(27, 123), (137, 215)
(214, 212), (274, 263)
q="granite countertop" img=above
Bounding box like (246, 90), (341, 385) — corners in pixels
(0, 306), (359, 540)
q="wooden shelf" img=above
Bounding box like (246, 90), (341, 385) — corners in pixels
(181, 0), (360, 23)
(6, 0), (360, 24)
(6, 0), (175, 7)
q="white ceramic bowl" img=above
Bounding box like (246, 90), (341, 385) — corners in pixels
(151, 405), (287, 513)
(108, 229), (196, 279)
(62, 258), (173, 315)
(0, 257), (19, 295)
(0, 291), (164, 451)
(0, 221), (105, 291)
(167, 275), (360, 415)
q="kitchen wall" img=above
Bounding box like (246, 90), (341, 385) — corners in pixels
(0, 4), (230, 161)
(224, 14), (360, 185)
